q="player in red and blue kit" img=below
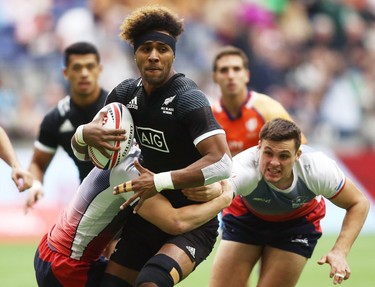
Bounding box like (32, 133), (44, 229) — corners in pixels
(34, 146), (233, 287)
(209, 119), (369, 287)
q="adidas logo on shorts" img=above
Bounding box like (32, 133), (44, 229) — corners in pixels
(186, 246), (196, 258)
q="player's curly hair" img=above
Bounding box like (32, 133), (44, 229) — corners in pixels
(119, 5), (184, 46)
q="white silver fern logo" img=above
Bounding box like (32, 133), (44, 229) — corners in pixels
(163, 95), (176, 106)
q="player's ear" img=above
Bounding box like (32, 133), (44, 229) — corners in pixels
(62, 67), (68, 79)
(296, 149), (302, 160)
(246, 69), (250, 84)
(212, 72), (218, 83)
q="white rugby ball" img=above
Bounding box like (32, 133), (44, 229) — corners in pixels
(88, 102), (134, 169)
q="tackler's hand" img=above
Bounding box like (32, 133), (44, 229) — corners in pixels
(182, 181), (223, 202)
(114, 159), (158, 212)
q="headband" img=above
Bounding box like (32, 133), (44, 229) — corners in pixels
(133, 31), (176, 55)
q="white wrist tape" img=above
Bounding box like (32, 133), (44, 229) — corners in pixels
(154, 172), (174, 192)
(71, 142), (88, 161)
(31, 179), (42, 190)
(201, 153), (232, 185)
(75, 125), (87, 146)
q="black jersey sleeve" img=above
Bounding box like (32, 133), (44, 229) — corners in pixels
(37, 109), (60, 150)
(176, 89), (222, 142)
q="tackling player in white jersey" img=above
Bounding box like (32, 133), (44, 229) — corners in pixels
(34, 146), (233, 287)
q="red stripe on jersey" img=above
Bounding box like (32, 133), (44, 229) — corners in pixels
(241, 197), (321, 222)
(109, 103), (121, 168)
(305, 199), (326, 233)
(222, 195), (249, 218)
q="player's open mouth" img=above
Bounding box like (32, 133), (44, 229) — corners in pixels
(267, 168), (280, 176)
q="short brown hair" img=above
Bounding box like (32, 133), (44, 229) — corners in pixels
(213, 45), (249, 71)
(259, 118), (302, 152)
(119, 5), (184, 46)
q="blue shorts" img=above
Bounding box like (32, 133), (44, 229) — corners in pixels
(222, 201), (325, 258)
(34, 234), (108, 287)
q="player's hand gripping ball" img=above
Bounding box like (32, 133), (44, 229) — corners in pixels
(88, 102), (134, 169)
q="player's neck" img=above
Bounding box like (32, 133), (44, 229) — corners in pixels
(222, 89), (248, 117)
(71, 87), (101, 107)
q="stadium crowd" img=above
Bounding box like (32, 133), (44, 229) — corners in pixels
(1, 0), (375, 151)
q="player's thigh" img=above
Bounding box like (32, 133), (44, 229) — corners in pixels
(105, 260), (139, 285)
(258, 246), (307, 287)
(209, 239), (262, 287)
(157, 243), (196, 278)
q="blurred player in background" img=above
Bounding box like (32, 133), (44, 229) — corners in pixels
(212, 45), (307, 156)
(34, 145), (233, 287)
(25, 42), (107, 212)
(0, 126), (33, 191)
(183, 45), (307, 206)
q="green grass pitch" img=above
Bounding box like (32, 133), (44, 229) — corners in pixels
(0, 234), (373, 286)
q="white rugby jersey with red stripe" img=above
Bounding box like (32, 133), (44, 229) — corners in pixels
(47, 146), (140, 261)
(225, 145), (346, 222)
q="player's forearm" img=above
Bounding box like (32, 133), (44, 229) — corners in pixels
(0, 148), (20, 168)
(167, 191), (232, 235)
(331, 195), (369, 256)
(162, 153), (232, 192)
(71, 129), (90, 161)
(28, 163), (45, 183)
(0, 129), (20, 168)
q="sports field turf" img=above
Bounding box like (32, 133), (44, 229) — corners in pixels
(1, 234), (373, 286)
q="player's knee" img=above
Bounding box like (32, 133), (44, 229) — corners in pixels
(135, 254), (183, 287)
(100, 272), (133, 287)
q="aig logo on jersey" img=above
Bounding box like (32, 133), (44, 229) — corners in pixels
(136, 127), (170, 153)
(161, 95), (175, 115)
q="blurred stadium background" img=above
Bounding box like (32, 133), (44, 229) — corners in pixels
(0, 0), (374, 285)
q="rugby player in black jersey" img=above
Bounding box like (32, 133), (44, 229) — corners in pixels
(71, 5), (232, 287)
(25, 42), (107, 212)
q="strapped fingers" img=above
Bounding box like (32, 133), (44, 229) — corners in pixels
(116, 181), (133, 194)
(334, 273), (345, 279)
(126, 180), (133, 192)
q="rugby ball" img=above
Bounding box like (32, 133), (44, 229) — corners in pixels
(88, 102), (134, 169)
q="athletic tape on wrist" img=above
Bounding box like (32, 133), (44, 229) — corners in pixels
(32, 180), (42, 190)
(75, 125), (87, 146)
(153, 172), (174, 192)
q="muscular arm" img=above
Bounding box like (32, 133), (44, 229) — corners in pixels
(0, 127), (33, 191)
(318, 177), (369, 283)
(138, 181), (233, 235)
(28, 148), (54, 182)
(25, 148), (54, 212)
(120, 133), (232, 211)
(172, 133), (232, 188)
(0, 127), (21, 169)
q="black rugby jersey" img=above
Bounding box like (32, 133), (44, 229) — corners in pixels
(36, 89), (108, 182)
(106, 73), (223, 207)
